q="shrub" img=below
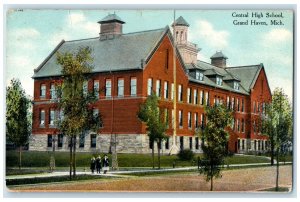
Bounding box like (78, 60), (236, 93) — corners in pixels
(177, 149), (194, 161)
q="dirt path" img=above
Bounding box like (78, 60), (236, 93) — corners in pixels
(7, 165), (292, 192)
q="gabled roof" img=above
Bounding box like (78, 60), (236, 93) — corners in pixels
(225, 64), (262, 91)
(33, 27), (169, 78)
(172, 16), (190, 27)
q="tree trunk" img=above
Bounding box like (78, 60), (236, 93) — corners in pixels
(270, 137), (275, 165)
(276, 148), (279, 191)
(69, 137), (73, 180)
(152, 141), (155, 169)
(73, 136), (76, 177)
(210, 163), (214, 191)
(18, 146), (22, 170)
(157, 140), (161, 169)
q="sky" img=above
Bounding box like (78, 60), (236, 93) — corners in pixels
(5, 9), (294, 100)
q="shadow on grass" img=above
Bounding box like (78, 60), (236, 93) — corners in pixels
(259, 187), (290, 192)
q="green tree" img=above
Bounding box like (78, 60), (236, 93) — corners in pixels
(197, 104), (232, 191)
(56, 46), (102, 179)
(6, 79), (31, 169)
(261, 88), (292, 191)
(137, 94), (167, 169)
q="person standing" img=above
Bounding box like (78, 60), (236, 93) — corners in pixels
(90, 156), (96, 174)
(96, 155), (102, 174)
(103, 154), (109, 174)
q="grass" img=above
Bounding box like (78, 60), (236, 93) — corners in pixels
(6, 151), (273, 172)
(259, 187), (290, 192)
(6, 174), (115, 186)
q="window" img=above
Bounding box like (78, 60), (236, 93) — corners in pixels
(188, 112), (192, 129)
(156, 80), (161, 97)
(189, 137), (193, 150)
(50, 83), (56, 99)
(79, 133), (85, 148)
(165, 49), (169, 70)
(130, 77), (137, 96)
(164, 108), (169, 129)
(147, 78), (153, 96)
(234, 82), (240, 90)
(253, 101), (256, 113)
(49, 109), (55, 126)
(165, 138), (169, 150)
(164, 81), (168, 99)
(242, 139), (245, 150)
(216, 76), (223, 86)
(262, 103), (266, 114)
(180, 136), (184, 150)
(195, 137), (199, 149)
(231, 97), (235, 110)
(205, 92), (209, 106)
(178, 85), (183, 102)
(40, 84), (46, 98)
(257, 102), (260, 113)
(194, 89), (198, 104)
(105, 79), (112, 97)
(227, 96), (230, 109)
(90, 134), (96, 148)
(253, 121), (256, 133)
(179, 110), (183, 128)
(232, 118), (235, 130)
(237, 119), (240, 132)
(254, 140), (257, 150)
(200, 90), (204, 105)
(242, 99), (245, 112)
(93, 80), (99, 98)
(187, 88), (191, 103)
(40, 109), (45, 126)
(83, 80), (88, 97)
(171, 83), (174, 100)
(93, 108), (99, 118)
(47, 135), (53, 147)
(237, 99), (240, 111)
(200, 114), (204, 129)
(118, 78), (124, 97)
(196, 71), (204, 81)
(58, 134), (63, 147)
(241, 119), (245, 133)
(194, 113), (198, 128)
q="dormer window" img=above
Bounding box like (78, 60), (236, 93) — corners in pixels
(196, 71), (204, 81)
(234, 81), (240, 90)
(216, 76), (223, 86)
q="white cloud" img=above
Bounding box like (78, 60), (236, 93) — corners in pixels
(262, 28), (292, 44)
(191, 20), (230, 50)
(68, 13), (86, 25)
(10, 27), (40, 40)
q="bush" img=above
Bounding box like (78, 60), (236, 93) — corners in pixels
(177, 149), (194, 161)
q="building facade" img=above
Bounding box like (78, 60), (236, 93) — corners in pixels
(30, 14), (272, 154)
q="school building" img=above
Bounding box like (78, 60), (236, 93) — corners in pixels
(29, 14), (272, 154)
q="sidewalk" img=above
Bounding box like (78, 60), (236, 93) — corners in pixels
(6, 162), (292, 180)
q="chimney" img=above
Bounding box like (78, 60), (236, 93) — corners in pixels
(97, 13), (125, 40)
(210, 51), (228, 68)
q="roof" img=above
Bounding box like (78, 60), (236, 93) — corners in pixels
(33, 27), (168, 78)
(186, 60), (264, 95)
(210, 51), (228, 59)
(172, 16), (190, 27)
(97, 13), (125, 24)
(225, 64), (262, 90)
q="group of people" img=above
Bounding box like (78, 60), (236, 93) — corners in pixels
(90, 154), (109, 174)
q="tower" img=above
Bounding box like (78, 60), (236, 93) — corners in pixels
(98, 13), (125, 40)
(172, 16), (200, 64)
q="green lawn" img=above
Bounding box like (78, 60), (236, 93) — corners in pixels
(6, 151), (275, 169)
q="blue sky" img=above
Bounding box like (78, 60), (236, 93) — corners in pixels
(6, 9), (294, 100)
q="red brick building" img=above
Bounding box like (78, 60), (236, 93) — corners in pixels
(30, 14), (272, 154)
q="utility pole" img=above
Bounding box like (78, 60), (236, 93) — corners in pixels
(169, 10), (179, 155)
(111, 133), (118, 170)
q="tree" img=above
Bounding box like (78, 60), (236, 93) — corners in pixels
(137, 94), (167, 169)
(6, 79), (31, 169)
(197, 104), (233, 191)
(56, 46), (102, 179)
(261, 88), (292, 191)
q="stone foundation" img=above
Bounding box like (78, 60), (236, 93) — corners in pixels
(29, 133), (203, 154)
